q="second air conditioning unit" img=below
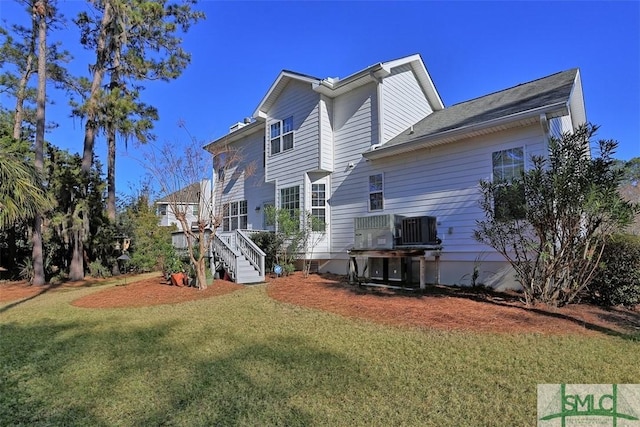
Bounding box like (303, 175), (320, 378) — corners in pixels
(354, 214), (403, 250)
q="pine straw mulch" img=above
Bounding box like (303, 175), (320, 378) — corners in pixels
(2, 272), (639, 337)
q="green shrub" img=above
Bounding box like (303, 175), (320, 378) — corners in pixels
(589, 233), (640, 307)
(88, 261), (112, 278)
(250, 231), (278, 271)
(18, 258), (34, 284)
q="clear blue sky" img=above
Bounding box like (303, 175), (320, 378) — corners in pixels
(1, 1), (639, 196)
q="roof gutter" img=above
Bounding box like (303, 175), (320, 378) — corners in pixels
(363, 101), (568, 160)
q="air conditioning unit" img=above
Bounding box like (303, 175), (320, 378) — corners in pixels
(400, 216), (437, 245)
(354, 214), (403, 250)
(367, 257), (409, 282)
(369, 258), (385, 280)
(387, 257), (406, 281)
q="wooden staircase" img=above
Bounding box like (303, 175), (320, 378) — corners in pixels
(212, 230), (266, 284)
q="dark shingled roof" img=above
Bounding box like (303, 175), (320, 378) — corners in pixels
(156, 182), (201, 204)
(385, 68), (578, 148)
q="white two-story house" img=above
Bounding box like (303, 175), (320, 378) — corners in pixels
(205, 54), (586, 288)
(156, 180), (213, 249)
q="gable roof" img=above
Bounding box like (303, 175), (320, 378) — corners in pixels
(156, 182), (201, 204)
(253, 54), (444, 119)
(364, 68), (580, 159)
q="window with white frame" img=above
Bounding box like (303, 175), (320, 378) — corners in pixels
(270, 116), (294, 155)
(222, 200), (247, 231)
(192, 204), (199, 216)
(492, 147), (525, 219)
(369, 174), (384, 211)
(280, 186), (300, 220)
(158, 204), (167, 216)
(311, 183), (326, 232)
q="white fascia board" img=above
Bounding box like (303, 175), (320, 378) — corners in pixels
(568, 69), (587, 129)
(363, 102), (569, 160)
(379, 54), (445, 111)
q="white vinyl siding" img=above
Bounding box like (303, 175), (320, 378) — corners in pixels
(381, 63), (433, 143)
(265, 80), (320, 184)
(329, 82), (379, 251)
(329, 124), (546, 258)
(217, 129), (275, 230)
(549, 115), (574, 140)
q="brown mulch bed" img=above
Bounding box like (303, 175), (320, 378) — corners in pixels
(2, 272), (639, 336)
(266, 272), (640, 337)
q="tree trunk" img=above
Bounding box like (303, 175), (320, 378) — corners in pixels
(196, 226), (208, 290)
(69, 230), (84, 281)
(81, 0), (112, 174)
(74, 0), (112, 279)
(31, 1), (47, 286)
(106, 40), (122, 222)
(12, 12), (37, 140)
(107, 127), (117, 221)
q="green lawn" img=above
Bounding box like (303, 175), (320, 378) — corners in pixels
(1, 277), (638, 426)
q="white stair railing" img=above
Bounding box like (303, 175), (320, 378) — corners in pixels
(236, 230), (266, 279)
(213, 233), (240, 279)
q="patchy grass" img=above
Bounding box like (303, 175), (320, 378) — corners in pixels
(1, 277), (638, 426)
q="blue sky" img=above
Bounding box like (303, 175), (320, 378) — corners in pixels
(1, 1), (639, 196)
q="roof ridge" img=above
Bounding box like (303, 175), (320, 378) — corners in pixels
(447, 68), (578, 109)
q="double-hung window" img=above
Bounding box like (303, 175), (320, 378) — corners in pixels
(369, 174), (384, 211)
(492, 147), (525, 220)
(270, 116), (294, 155)
(222, 200), (247, 231)
(311, 183), (326, 232)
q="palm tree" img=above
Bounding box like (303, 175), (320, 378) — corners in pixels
(0, 149), (53, 230)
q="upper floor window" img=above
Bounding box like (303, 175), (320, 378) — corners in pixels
(270, 116), (294, 155)
(492, 147), (525, 219)
(192, 204), (199, 216)
(369, 174), (384, 211)
(311, 183), (326, 232)
(222, 200), (247, 231)
(158, 205), (167, 216)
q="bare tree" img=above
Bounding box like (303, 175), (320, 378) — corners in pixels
(141, 124), (250, 290)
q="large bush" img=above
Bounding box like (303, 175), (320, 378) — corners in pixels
(250, 231), (278, 272)
(589, 234), (640, 307)
(475, 124), (637, 306)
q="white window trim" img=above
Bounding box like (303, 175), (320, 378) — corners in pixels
(269, 116), (294, 155)
(311, 182), (326, 232)
(222, 200), (248, 231)
(368, 173), (384, 212)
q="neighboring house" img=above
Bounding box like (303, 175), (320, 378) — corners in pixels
(204, 54), (586, 288)
(156, 180), (212, 250)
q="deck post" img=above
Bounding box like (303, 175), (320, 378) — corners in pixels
(348, 253), (358, 284)
(420, 252), (427, 289)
